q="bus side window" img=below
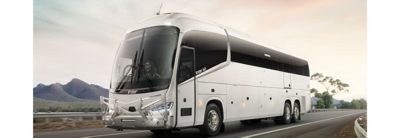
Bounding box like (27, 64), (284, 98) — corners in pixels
(178, 48), (195, 84)
(181, 30), (228, 75)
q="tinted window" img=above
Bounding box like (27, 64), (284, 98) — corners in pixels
(178, 48), (195, 84)
(182, 31), (228, 74)
(304, 64), (309, 76)
(230, 35), (309, 76)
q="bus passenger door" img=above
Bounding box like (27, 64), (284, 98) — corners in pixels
(176, 46), (196, 127)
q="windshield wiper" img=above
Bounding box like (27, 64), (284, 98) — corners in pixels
(131, 51), (138, 83)
(115, 50), (140, 92)
(115, 65), (138, 92)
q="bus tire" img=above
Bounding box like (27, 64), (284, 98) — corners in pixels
(200, 103), (222, 136)
(291, 102), (300, 123)
(274, 102), (291, 124)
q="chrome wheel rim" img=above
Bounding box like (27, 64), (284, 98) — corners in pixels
(285, 106), (291, 121)
(207, 110), (219, 131)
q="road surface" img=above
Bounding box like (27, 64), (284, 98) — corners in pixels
(34, 110), (366, 138)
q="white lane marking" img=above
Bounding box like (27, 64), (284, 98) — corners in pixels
(81, 130), (147, 138)
(241, 112), (363, 138)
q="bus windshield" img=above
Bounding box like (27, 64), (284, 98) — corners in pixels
(111, 26), (179, 94)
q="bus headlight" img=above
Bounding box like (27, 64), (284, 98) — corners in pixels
(150, 102), (174, 111)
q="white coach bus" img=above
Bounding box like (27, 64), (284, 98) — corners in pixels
(100, 13), (310, 136)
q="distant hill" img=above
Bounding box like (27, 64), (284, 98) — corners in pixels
(33, 78), (108, 102)
(33, 79), (109, 112)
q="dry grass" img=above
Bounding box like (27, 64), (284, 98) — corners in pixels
(34, 120), (104, 132)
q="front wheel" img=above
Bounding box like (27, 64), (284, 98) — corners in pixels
(199, 103), (222, 136)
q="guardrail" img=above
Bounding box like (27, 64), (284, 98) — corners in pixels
(34, 112), (103, 123)
(309, 109), (329, 113)
(354, 117), (367, 138)
(34, 109), (358, 123)
(307, 109), (361, 113)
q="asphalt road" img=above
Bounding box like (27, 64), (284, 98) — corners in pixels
(34, 110), (366, 138)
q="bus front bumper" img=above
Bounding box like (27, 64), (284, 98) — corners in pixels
(103, 113), (174, 130)
(100, 96), (175, 130)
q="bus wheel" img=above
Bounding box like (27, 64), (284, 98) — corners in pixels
(274, 102), (291, 124)
(200, 103), (222, 136)
(291, 102), (300, 123)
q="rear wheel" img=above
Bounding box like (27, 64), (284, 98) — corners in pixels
(274, 102), (291, 124)
(291, 102), (300, 123)
(199, 103), (222, 136)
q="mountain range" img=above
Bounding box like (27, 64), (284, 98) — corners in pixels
(33, 78), (108, 102)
